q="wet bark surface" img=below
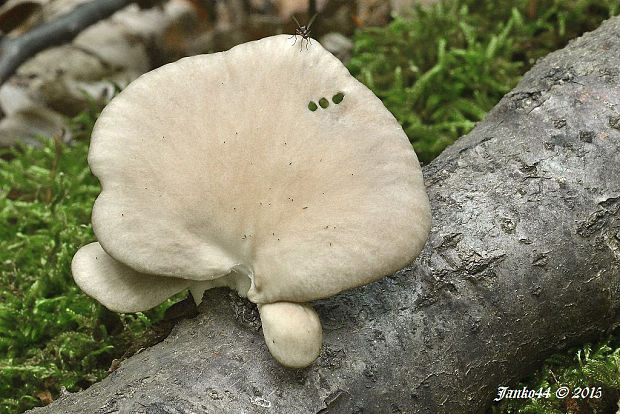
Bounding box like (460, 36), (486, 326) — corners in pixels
(30, 16), (620, 414)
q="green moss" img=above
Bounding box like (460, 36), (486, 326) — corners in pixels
(0, 103), (177, 413)
(491, 336), (620, 413)
(347, 0), (618, 163)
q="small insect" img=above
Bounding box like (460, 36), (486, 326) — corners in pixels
(290, 13), (318, 51)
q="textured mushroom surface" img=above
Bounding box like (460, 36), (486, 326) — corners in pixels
(72, 242), (188, 313)
(84, 35), (430, 305)
(72, 35), (431, 367)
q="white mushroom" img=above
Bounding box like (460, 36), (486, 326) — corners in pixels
(72, 35), (431, 368)
(72, 242), (188, 313)
(258, 302), (322, 368)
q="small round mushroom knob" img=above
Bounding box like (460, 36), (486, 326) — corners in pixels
(258, 302), (322, 368)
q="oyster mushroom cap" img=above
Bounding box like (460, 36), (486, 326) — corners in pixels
(72, 242), (189, 313)
(83, 34), (431, 307)
(73, 35), (431, 367)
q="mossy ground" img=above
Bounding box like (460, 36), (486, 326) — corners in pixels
(489, 337), (620, 413)
(0, 103), (180, 413)
(347, 0), (619, 164)
(1, 0), (618, 412)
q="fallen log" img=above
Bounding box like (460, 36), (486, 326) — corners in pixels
(31, 15), (620, 414)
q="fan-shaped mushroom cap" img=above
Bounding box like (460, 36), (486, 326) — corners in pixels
(80, 35), (431, 307)
(72, 35), (431, 368)
(72, 242), (189, 313)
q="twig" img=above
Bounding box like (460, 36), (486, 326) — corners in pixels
(45, 129), (63, 204)
(0, 0), (135, 85)
(549, 369), (560, 385)
(527, 0), (538, 19)
(308, 0), (317, 18)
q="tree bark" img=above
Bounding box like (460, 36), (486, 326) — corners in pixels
(31, 16), (620, 414)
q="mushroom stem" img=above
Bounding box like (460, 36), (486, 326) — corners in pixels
(258, 302), (322, 368)
(188, 266), (253, 305)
